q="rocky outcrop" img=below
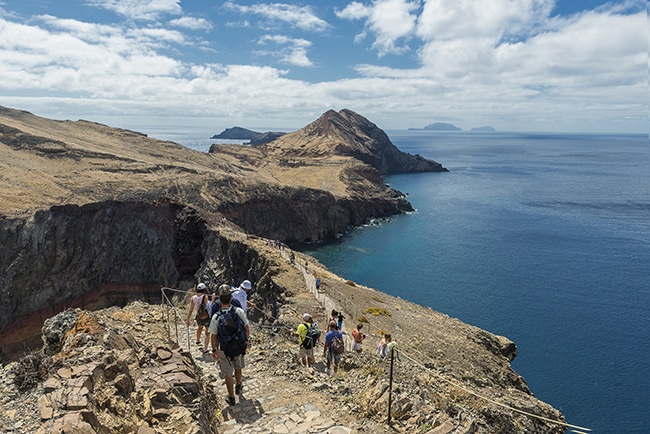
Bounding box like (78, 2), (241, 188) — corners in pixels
(217, 184), (412, 243)
(263, 109), (448, 174)
(7, 306), (218, 433)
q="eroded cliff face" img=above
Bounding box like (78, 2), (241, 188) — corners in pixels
(218, 184), (413, 242)
(0, 200), (285, 362)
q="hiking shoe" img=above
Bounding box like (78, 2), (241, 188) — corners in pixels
(195, 341), (201, 345)
(227, 396), (236, 406)
(235, 383), (243, 395)
(325, 368), (330, 375)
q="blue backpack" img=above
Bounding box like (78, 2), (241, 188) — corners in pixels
(217, 307), (247, 359)
(209, 296), (242, 319)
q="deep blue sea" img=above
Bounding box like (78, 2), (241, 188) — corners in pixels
(144, 126), (649, 433)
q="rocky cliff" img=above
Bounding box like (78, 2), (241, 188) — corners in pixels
(0, 199), (290, 362)
(255, 109), (448, 174)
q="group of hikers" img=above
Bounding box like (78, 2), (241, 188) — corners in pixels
(185, 280), (396, 406)
(185, 280), (254, 406)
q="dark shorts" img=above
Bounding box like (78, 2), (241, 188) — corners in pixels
(195, 315), (210, 327)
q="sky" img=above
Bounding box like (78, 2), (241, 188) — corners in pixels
(0, 0), (646, 133)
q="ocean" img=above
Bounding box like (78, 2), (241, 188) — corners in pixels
(142, 126), (649, 433)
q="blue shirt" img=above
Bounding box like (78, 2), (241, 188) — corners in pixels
(325, 330), (343, 349)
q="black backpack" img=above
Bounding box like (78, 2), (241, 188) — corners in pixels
(217, 307), (247, 359)
(301, 322), (320, 349)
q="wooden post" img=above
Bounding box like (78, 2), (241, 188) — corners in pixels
(387, 347), (395, 424)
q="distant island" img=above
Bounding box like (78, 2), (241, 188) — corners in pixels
(471, 126), (497, 132)
(423, 122), (462, 131)
(409, 122), (497, 132)
(211, 126), (285, 145)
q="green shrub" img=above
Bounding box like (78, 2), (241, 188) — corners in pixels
(363, 307), (392, 317)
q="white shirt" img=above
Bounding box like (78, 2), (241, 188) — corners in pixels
(231, 288), (248, 312)
(191, 294), (206, 315)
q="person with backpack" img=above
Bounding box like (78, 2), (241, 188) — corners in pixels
(208, 284), (243, 318)
(186, 283), (211, 354)
(208, 288), (250, 406)
(324, 321), (344, 374)
(295, 313), (318, 368)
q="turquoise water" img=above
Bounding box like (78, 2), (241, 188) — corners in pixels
(299, 131), (650, 433)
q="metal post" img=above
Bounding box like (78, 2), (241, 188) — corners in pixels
(387, 348), (395, 425)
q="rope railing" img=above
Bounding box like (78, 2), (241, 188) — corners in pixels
(160, 286), (191, 352)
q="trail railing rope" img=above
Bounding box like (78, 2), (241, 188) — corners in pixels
(280, 247), (591, 433)
(160, 287), (191, 352)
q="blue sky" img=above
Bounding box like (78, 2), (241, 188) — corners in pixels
(0, 0), (645, 133)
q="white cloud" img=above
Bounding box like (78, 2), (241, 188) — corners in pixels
(0, 2), (645, 133)
(336, 2), (372, 20)
(224, 1), (329, 32)
(0, 16), (186, 98)
(85, 0), (182, 21)
(169, 16), (212, 31)
(416, 0), (553, 41)
(337, 0), (420, 55)
(258, 35), (313, 67)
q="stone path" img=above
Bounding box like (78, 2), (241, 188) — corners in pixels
(178, 324), (356, 434)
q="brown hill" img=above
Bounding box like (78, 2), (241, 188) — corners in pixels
(257, 109), (447, 174)
(0, 106), (426, 242)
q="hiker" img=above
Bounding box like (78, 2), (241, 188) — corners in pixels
(209, 288), (250, 406)
(330, 310), (338, 328)
(232, 279), (256, 313)
(377, 333), (392, 358)
(351, 323), (365, 353)
(186, 283), (211, 353)
(208, 284), (243, 318)
(324, 321), (344, 374)
(336, 311), (344, 330)
(315, 276), (321, 290)
(295, 313), (317, 368)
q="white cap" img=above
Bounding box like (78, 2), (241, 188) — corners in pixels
(241, 280), (252, 290)
(303, 313), (311, 321)
(197, 283), (206, 291)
